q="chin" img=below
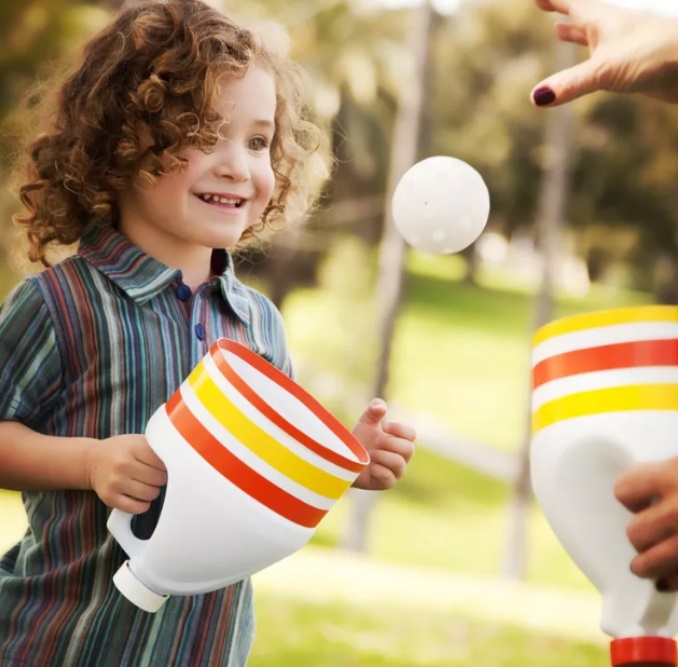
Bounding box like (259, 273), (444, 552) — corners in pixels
(193, 225), (248, 249)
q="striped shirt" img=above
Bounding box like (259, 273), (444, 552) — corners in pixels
(0, 223), (292, 666)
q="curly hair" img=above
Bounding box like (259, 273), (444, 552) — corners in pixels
(14, 0), (329, 266)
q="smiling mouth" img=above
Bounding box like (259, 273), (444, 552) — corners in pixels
(195, 193), (245, 208)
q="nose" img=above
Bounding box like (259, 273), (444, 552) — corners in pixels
(215, 141), (250, 183)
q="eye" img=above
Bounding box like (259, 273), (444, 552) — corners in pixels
(248, 136), (270, 152)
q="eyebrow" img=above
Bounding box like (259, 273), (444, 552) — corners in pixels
(253, 119), (275, 129)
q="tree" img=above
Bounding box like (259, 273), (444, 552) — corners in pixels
(341, 0), (436, 554)
(502, 40), (577, 581)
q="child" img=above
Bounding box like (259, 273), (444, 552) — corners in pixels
(0, 2), (416, 665)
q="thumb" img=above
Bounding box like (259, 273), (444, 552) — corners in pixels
(531, 59), (602, 107)
(358, 398), (388, 426)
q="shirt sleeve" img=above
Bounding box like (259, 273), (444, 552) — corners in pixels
(271, 304), (294, 379)
(251, 291), (294, 379)
(0, 278), (62, 427)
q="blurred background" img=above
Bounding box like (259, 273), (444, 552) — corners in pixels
(2, 0), (678, 665)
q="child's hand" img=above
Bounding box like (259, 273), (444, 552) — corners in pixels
(615, 457), (678, 591)
(87, 435), (168, 514)
(351, 399), (415, 491)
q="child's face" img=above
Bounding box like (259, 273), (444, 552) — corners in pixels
(119, 65), (277, 257)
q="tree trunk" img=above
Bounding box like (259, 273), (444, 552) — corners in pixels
(341, 0), (435, 553)
(502, 40), (576, 580)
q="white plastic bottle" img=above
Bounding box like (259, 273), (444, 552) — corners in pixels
(530, 306), (678, 666)
(108, 339), (369, 612)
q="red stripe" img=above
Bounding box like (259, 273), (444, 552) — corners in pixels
(533, 339), (678, 388)
(165, 392), (327, 528)
(213, 339), (368, 472)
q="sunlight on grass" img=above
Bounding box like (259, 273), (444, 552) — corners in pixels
(310, 451), (592, 590)
(251, 593), (606, 667)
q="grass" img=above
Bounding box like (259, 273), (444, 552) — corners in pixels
(249, 546), (607, 666)
(250, 594), (606, 667)
(309, 447), (592, 590)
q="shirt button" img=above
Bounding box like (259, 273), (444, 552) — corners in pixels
(194, 323), (206, 341)
(176, 284), (192, 301)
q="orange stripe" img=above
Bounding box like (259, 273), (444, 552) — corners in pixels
(165, 392), (326, 528)
(533, 339), (678, 388)
(213, 340), (368, 472)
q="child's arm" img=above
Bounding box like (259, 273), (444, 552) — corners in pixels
(0, 421), (167, 514)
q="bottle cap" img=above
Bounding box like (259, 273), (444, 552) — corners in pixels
(611, 636), (677, 666)
(112, 561), (169, 613)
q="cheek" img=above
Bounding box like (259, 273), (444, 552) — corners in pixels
(148, 169), (196, 204)
(260, 165), (276, 201)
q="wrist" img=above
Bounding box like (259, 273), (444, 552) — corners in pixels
(78, 438), (100, 491)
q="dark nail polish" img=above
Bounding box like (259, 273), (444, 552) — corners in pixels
(656, 578), (670, 592)
(533, 86), (556, 107)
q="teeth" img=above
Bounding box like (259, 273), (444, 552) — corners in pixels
(199, 194), (242, 205)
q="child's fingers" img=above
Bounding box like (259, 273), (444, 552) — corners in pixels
(357, 399), (388, 427)
(378, 434), (415, 462)
(123, 479), (163, 503)
(370, 449), (408, 482)
(382, 421), (416, 442)
(135, 445), (167, 472)
(133, 464), (168, 488)
(111, 495), (152, 515)
(368, 463), (397, 489)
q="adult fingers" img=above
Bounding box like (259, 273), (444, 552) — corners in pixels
(615, 463), (667, 513)
(631, 534), (678, 580)
(555, 21), (589, 47)
(532, 59), (605, 107)
(626, 502), (678, 554)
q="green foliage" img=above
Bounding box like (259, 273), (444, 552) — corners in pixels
(3, 0), (678, 291)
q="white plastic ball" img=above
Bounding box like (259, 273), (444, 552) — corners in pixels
(391, 156), (490, 255)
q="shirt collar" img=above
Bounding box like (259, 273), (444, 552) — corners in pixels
(78, 224), (250, 325)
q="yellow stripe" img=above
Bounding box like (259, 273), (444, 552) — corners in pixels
(187, 366), (349, 499)
(533, 306), (678, 347)
(533, 384), (678, 435)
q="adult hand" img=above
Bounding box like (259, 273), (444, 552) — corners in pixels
(531, 0), (678, 107)
(615, 458), (678, 592)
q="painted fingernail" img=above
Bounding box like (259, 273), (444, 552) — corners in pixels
(533, 86), (556, 106)
(656, 578), (670, 592)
